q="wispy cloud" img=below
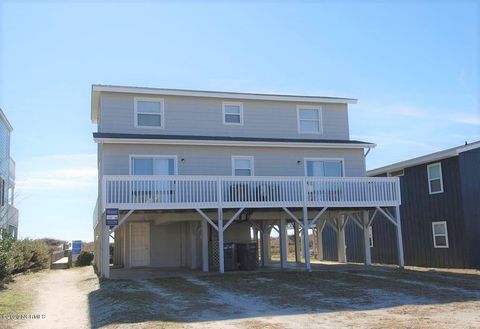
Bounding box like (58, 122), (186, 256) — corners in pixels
(30, 153), (97, 161)
(387, 105), (429, 118)
(448, 113), (480, 125)
(15, 153), (97, 192)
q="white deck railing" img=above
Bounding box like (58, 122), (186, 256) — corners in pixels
(102, 175), (401, 210)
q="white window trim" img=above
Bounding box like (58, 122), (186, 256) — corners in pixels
(129, 155), (178, 175)
(297, 105), (323, 134)
(222, 102), (244, 125)
(427, 162), (444, 194)
(231, 156), (254, 176)
(134, 97), (165, 129)
(303, 157), (345, 177)
(432, 221), (449, 248)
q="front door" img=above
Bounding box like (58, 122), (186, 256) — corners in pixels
(130, 222), (150, 267)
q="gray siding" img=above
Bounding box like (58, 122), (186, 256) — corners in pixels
(101, 144), (366, 177)
(99, 93), (350, 140)
(459, 148), (480, 268)
(369, 157), (469, 268)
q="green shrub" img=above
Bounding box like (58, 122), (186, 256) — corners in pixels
(12, 239), (50, 274)
(76, 251), (94, 267)
(0, 231), (15, 282)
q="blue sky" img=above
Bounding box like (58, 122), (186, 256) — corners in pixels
(0, 1), (478, 242)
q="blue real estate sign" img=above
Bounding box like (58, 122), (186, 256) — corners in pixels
(105, 208), (119, 226)
(72, 240), (82, 255)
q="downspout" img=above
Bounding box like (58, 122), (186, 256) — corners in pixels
(364, 146), (372, 158)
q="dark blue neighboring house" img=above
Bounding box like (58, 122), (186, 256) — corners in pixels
(358, 141), (480, 269)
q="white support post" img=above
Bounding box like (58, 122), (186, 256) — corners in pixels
(337, 216), (347, 263)
(202, 218), (209, 272)
(362, 211), (372, 266)
(316, 219), (325, 261)
(395, 206), (405, 268)
(218, 208), (224, 273)
(102, 218), (110, 278)
(261, 223), (271, 267)
(252, 227), (258, 243)
(279, 217), (287, 269)
(302, 207), (311, 272)
(190, 223), (198, 270)
(300, 228), (304, 259)
(294, 223), (301, 263)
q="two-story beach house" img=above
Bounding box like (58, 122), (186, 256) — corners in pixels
(365, 142), (480, 269)
(0, 108), (19, 238)
(91, 85), (403, 278)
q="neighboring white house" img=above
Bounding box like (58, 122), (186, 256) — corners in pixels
(0, 108), (18, 238)
(91, 85), (403, 278)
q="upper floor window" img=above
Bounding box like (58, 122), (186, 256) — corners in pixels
(134, 97), (164, 128)
(388, 169), (404, 177)
(223, 102), (243, 125)
(427, 163), (443, 194)
(232, 156), (254, 176)
(130, 156), (176, 175)
(432, 221), (449, 248)
(305, 159), (344, 177)
(297, 106), (322, 134)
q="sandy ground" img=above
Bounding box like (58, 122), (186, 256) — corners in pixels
(3, 265), (480, 329)
(18, 267), (98, 329)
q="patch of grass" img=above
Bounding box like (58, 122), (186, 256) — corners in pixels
(149, 277), (224, 317)
(151, 277), (209, 296)
(201, 267), (480, 311)
(0, 287), (33, 314)
(0, 273), (42, 329)
(90, 277), (223, 328)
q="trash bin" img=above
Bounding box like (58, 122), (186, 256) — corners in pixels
(223, 242), (238, 271)
(237, 243), (258, 270)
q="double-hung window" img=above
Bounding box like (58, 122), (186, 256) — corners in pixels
(134, 97), (164, 128)
(223, 102), (243, 125)
(427, 163), (443, 194)
(232, 156), (254, 176)
(432, 221), (449, 248)
(297, 106), (322, 134)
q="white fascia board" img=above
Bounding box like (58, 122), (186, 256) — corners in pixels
(0, 108), (13, 132)
(91, 85), (357, 123)
(367, 149), (459, 176)
(457, 142), (480, 154)
(368, 140), (480, 176)
(94, 137), (375, 149)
